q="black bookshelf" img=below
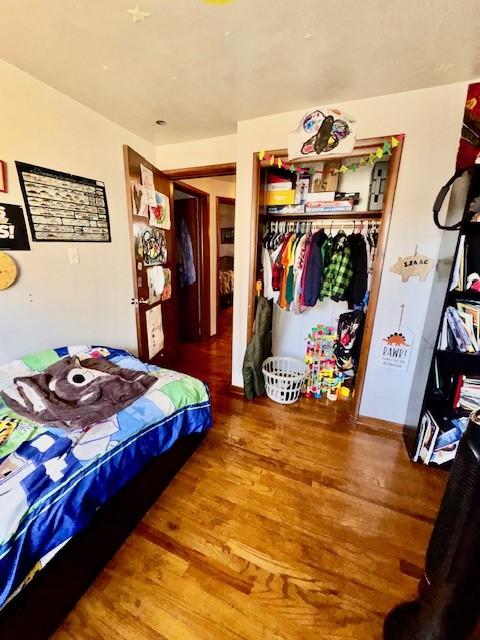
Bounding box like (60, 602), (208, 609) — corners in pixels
(408, 169), (480, 470)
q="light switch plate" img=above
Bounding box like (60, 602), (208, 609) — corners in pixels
(68, 248), (80, 264)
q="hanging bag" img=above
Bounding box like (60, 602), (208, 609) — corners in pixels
(433, 163), (480, 230)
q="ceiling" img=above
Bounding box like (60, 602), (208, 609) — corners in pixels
(0, 0), (479, 145)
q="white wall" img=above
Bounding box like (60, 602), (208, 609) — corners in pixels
(156, 81), (472, 426)
(181, 177), (236, 335)
(156, 134), (237, 171)
(0, 60), (154, 364)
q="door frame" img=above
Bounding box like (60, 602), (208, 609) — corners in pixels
(174, 180), (211, 340)
(249, 136), (404, 422)
(164, 163), (236, 181)
(216, 195), (235, 333)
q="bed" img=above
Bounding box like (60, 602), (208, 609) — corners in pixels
(219, 255), (234, 308)
(0, 345), (212, 639)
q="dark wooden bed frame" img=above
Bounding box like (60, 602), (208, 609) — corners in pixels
(0, 432), (206, 640)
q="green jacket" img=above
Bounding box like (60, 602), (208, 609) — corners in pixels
(242, 296), (272, 400)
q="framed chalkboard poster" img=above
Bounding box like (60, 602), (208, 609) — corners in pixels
(16, 162), (111, 242)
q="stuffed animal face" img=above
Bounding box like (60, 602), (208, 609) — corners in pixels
(1, 356), (157, 429)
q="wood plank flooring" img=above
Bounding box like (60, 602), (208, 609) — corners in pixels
(53, 307), (449, 640)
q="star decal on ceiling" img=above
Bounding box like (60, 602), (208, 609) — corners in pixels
(127, 5), (150, 23)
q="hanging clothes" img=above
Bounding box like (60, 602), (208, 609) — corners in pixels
(334, 309), (365, 371)
(320, 232), (353, 302)
(242, 296), (272, 400)
(261, 221), (378, 311)
(179, 217), (196, 287)
(261, 246), (275, 301)
(345, 232), (368, 308)
(301, 230), (328, 307)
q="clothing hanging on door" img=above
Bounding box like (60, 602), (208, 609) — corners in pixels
(178, 217), (196, 287)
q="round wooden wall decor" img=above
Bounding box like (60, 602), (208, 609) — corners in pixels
(0, 251), (17, 290)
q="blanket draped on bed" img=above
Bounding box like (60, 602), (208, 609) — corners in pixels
(0, 345), (212, 609)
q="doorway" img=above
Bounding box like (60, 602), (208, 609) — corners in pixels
(163, 165), (237, 369)
(173, 182), (210, 342)
(216, 195), (235, 338)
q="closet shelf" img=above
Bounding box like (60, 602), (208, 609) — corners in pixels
(259, 210), (382, 222)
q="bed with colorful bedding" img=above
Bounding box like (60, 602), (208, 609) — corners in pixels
(0, 345), (211, 635)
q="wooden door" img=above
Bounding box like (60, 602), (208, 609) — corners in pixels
(175, 197), (202, 342)
(123, 145), (178, 367)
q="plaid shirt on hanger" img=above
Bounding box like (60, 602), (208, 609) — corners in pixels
(320, 233), (353, 302)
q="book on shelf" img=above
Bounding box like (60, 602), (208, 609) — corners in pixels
(267, 181), (292, 192)
(414, 411), (440, 464)
(458, 375), (480, 411)
(457, 301), (480, 342)
(439, 306), (477, 353)
(305, 201), (354, 213)
(450, 235), (465, 291)
(415, 412), (468, 466)
(266, 204), (306, 215)
(304, 191), (360, 204)
(430, 416), (468, 465)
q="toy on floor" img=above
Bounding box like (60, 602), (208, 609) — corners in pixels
(303, 324), (350, 400)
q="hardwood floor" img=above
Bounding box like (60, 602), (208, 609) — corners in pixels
(53, 307), (449, 640)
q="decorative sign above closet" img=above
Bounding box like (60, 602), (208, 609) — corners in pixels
(288, 108), (357, 161)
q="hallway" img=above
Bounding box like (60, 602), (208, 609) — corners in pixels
(55, 308), (448, 640)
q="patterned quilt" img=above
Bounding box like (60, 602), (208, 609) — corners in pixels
(0, 345), (212, 609)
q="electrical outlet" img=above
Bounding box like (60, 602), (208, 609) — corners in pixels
(68, 248), (80, 265)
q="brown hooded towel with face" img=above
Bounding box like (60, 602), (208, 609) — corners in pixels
(1, 356), (157, 429)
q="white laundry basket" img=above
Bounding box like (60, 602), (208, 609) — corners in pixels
(262, 357), (307, 405)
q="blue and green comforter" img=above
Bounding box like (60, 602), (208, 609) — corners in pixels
(0, 345), (212, 608)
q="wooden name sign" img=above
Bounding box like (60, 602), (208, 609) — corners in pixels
(389, 253), (434, 283)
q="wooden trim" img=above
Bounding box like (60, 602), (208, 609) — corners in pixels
(164, 163), (236, 181)
(174, 181), (211, 340)
(123, 145), (142, 357)
(356, 414), (404, 434)
(229, 384), (244, 397)
(0, 160), (7, 193)
(174, 179), (210, 198)
(248, 136), (405, 414)
(353, 136), (405, 420)
(247, 151), (262, 342)
(217, 196), (235, 206)
(216, 196), (235, 335)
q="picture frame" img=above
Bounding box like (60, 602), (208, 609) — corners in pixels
(221, 227), (234, 244)
(0, 161), (7, 193)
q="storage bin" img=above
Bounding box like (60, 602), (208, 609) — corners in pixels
(262, 356), (306, 405)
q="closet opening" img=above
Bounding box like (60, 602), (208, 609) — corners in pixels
(173, 182), (210, 342)
(250, 137), (403, 420)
